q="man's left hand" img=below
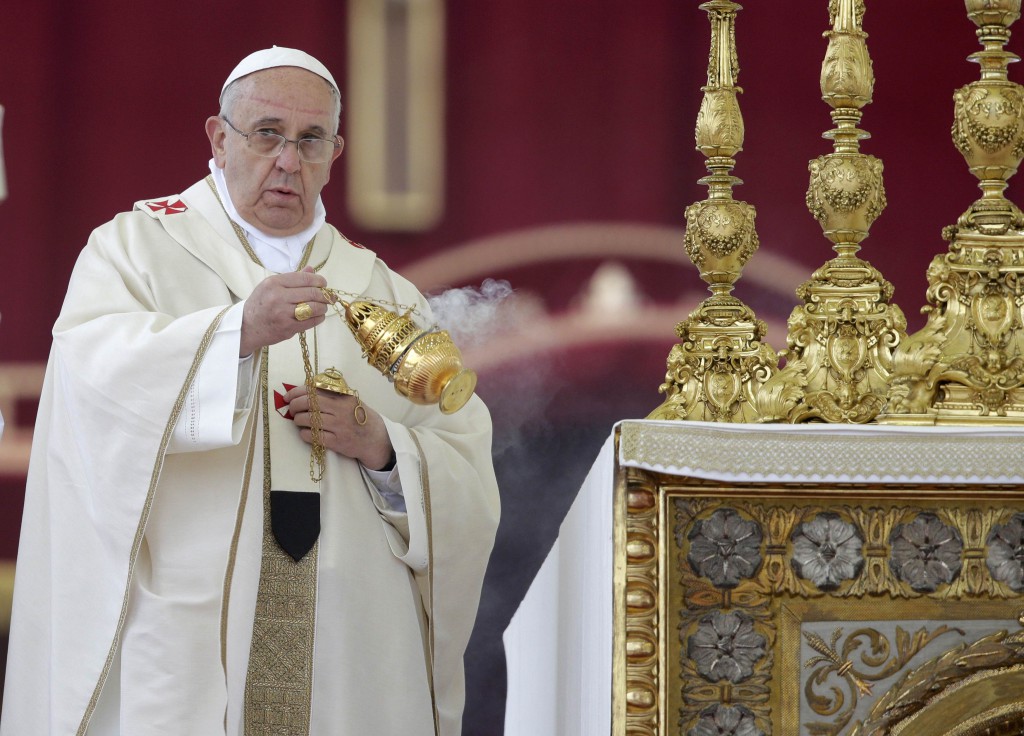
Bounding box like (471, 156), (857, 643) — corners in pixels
(284, 385), (394, 471)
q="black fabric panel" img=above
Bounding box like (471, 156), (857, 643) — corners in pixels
(269, 490), (321, 562)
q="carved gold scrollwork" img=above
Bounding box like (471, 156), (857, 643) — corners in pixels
(844, 507), (905, 597)
(806, 155), (886, 241)
(751, 505), (806, 594)
(827, 0), (865, 31)
(703, 4), (740, 89)
(803, 624), (964, 736)
(955, 85), (1024, 159)
(965, 0), (1022, 28)
(696, 89), (745, 158)
(972, 281), (1015, 344)
(821, 27), (873, 109)
(850, 624), (1024, 736)
(651, 329), (781, 423)
(684, 199), (758, 277)
(939, 508), (1015, 599)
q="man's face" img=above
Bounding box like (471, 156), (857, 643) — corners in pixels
(206, 66), (343, 237)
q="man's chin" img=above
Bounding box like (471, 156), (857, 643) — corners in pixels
(253, 206), (310, 237)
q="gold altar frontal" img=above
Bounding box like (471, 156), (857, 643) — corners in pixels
(613, 421), (1024, 736)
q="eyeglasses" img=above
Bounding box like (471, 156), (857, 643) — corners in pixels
(221, 116), (340, 164)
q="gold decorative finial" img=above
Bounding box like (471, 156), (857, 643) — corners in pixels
(782, 0), (907, 424)
(880, 0), (1024, 423)
(650, 1), (794, 423)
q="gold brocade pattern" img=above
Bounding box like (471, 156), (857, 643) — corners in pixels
(242, 349), (319, 735)
(220, 385), (259, 673)
(243, 542), (319, 733)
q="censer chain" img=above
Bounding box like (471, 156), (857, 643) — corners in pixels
(320, 287), (427, 325)
(298, 330), (327, 483)
(297, 313), (370, 483)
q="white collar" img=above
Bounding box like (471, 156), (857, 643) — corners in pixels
(208, 159), (326, 272)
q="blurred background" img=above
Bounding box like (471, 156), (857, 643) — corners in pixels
(0, 2), (1005, 733)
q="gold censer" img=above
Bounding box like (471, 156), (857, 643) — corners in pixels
(328, 292), (478, 415)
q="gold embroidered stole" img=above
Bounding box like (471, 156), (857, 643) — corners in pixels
(205, 180), (323, 734)
(242, 347), (320, 734)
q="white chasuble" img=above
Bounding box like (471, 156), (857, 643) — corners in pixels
(0, 178), (500, 736)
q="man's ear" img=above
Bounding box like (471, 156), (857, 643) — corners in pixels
(205, 116), (227, 167)
(323, 136), (344, 185)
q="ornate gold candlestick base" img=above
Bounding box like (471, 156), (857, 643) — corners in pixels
(650, 293), (783, 423)
(879, 230), (1024, 424)
(786, 257), (906, 423)
(880, 0), (1024, 425)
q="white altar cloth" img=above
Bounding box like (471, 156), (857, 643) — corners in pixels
(502, 433), (616, 736)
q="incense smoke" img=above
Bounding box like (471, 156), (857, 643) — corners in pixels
(426, 278), (516, 349)
(427, 278), (560, 459)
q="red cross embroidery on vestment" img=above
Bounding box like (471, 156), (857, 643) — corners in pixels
(146, 199), (188, 215)
(274, 383), (299, 419)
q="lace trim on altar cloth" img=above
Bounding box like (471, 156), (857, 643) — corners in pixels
(617, 420), (1024, 485)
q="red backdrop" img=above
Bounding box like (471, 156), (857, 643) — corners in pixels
(0, 2), (1011, 733)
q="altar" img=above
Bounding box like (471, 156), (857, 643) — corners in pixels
(504, 420), (1024, 736)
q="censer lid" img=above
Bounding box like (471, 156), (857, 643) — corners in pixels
(313, 368), (357, 396)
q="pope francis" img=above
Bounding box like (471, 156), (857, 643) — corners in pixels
(0, 48), (500, 736)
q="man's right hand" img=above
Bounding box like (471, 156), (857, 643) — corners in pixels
(239, 267), (331, 357)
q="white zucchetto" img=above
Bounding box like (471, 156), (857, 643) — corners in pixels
(220, 46), (339, 103)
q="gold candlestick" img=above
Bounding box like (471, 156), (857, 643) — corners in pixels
(880, 0), (1024, 424)
(783, 0), (907, 423)
(650, 1), (800, 424)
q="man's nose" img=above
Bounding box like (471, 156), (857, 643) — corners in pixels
(275, 141), (302, 173)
